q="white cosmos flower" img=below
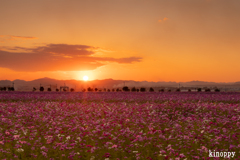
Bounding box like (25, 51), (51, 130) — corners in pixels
(17, 148), (24, 152)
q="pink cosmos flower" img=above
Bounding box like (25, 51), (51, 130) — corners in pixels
(201, 146), (208, 153)
(91, 146), (96, 153)
(42, 151), (47, 157)
(179, 153), (185, 158)
(19, 141), (26, 144)
(112, 144), (117, 148)
(13, 135), (20, 139)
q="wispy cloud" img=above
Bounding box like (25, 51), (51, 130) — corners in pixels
(158, 17), (169, 23)
(0, 44), (142, 72)
(10, 35), (38, 40)
(0, 35), (38, 43)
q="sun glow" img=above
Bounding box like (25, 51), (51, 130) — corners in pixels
(83, 75), (89, 81)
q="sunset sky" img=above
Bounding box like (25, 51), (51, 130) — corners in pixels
(1, 0), (240, 82)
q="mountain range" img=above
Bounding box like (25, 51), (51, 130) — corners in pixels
(0, 77), (240, 91)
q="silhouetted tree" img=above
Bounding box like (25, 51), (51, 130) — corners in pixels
(205, 88), (211, 92)
(8, 87), (14, 91)
(107, 89), (110, 92)
(197, 88), (202, 92)
(122, 86), (130, 92)
(56, 88), (59, 92)
(47, 88), (51, 91)
(112, 89), (115, 92)
(176, 88), (180, 92)
(149, 87), (154, 92)
(159, 89), (164, 92)
(188, 89), (191, 92)
(103, 88), (106, 92)
(116, 88), (120, 92)
(140, 88), (146, 92)
(40, 87), (44, 92)
(168, 89), (171, 92)
(33, 87), (36, 92)
(70, 88), (75, 92)
(95, 88), (98, 92)
(215, 88), (220, 92)
(87, 87), (93, 92)
(136, 89), (139, 92)
(131, 87), (137, 92)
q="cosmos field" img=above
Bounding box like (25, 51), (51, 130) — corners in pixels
(0, 92), (240, 159)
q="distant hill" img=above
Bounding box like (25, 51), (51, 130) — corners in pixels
(0, 78), (240, 91)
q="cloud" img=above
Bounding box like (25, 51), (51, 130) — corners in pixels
(9, 35), (38, 40)
(0, 44), (142, 72)
(158, 17), (168, 23)
(0, 35), (38, 43)
(163, 17), (168, 21)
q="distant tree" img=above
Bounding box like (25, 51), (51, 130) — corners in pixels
(116, 88), (120, 92)
(122, 86), (130, 92)
(94, 88), (98, 92)
(159, 89), (164, 92)
(215, 88), (220, 92)
(98, 89), (102, 92)
(70, 88), (75, 92)
(63, 88), (67, 92)
(3, 87), (6, 91)
(131, 87), (137, 92)
(112, 89), (115, 92)
(40, 87), (44, 92)
(140, 88), (146, 92)
(33, 87), (36, 92)
(197, 88), (202, 92)
(47, 88), (51, 91)
(136, 89), (139, 92)
(8, 87), (14, 91)
(56, 88), (59, 92)
(0, 87), (2, 91)
(103, 88), (106, 92)
(205, 88), (211, 92)
(82, 89), (86, 92)
(107, 89), (110, 92)
(149, 87), (154, 92)
(188, 89), (191, 92)
(176, 88), (180, 92)
(87, 87), (93, 92)
(168, 89), (171, 92)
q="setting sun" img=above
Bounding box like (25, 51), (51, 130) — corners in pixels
(83, 76), (89, 81)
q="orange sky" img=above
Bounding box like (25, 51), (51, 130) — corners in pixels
(1, 0), (240, 82)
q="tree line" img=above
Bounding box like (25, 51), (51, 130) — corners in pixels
(0, 87), (14, 91)
(0, 86), (220, 92)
